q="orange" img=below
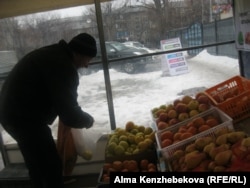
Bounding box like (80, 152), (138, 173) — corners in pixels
(198, 124), (211, 133)
(206, 118), (219, 127)
(178, 127), (187, 133)
(173, 132), (182, 141)
(127, 160), (138, 172)
(193, 117), (205, 128)
(147, 163), (157, 170)
(180, 132), (193, 140)
(102, 174), (110, 183)
(168, 118), (179, 126)
(157, 121), (169, 130)
(161, 139), (172, 148)
(187, 126), (197, 135)
(122, 160), (129, 167)
(182, 95), (194, 104)
(197, 95), (210, 105)
(102, 173), (108, 179)
(173, 99), (181, 106)
(112, 160), (123, 171)
(140, 159), (149, 170)
(160, 130), (174, 141)
(148, 167), (157, 172)
(156, 109), (166, 118)
(195, 92), (206, 100)
(159, 113), (168, 122)
(186, 122), (195, 128)
(125, 121), (135, 131)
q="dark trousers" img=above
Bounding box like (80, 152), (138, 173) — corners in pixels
(2, 122), (64, 188)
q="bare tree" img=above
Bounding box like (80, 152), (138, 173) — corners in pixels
(20, 13), (62, 48)
(0, 0), (215, 56)
(85, 1), (135, 41)
(0, 12), (62, 58)
(0, 17), (28, 58)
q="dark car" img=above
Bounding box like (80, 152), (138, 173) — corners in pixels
(80, 41), (153, 75)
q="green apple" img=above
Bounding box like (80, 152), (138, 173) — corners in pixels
(82, 150), (92, 160)
(187, 99), (199, 110)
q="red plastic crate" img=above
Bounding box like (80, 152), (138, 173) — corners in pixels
(204, 76), (250, 123)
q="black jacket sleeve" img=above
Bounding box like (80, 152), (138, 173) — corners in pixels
(34, 41), (94, 128)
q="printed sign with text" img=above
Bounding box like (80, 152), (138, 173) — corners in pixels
(160, 38), (188, 76)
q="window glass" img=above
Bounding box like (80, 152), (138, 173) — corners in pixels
(0, 5), (110, 148)
(0, 0), (240, 172)
(0, 0), (238, 147)
(98, 0), (238, 129)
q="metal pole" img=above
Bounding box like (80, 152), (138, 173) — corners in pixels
(210, 0), (212, 22)
(201, 0), (203, 23)
(94, 0), (117, 130)
(215, 15), (218, 55)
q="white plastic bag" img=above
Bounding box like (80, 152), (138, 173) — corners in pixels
(71, 128), (95, 160)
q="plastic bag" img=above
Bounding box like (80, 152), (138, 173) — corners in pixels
(71, 128), (96, 160)
(57, 120), (77, 176)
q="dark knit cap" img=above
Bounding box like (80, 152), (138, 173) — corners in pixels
(68, 33), (97, 57)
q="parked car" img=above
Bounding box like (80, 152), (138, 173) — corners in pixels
(123, 41), (161, 62)
(80, 41), (154, 75)
(123, 41), (145, 48)
(123, 41), (159, 53)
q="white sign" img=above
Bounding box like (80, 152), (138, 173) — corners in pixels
(160, 38), (188, 76)
(234, 0), (250, 51)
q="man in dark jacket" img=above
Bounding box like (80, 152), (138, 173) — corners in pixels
(0, 33), (97, 188)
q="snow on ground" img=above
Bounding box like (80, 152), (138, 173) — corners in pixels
(76, 49), (239, 130)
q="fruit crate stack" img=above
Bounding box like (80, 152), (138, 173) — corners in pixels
(204, 75), (250, 123)
(98, 121), (158, 184)
(154, 107), (235, 171)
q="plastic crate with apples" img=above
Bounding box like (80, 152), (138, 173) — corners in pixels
(163, 126), (250, 172)
(151, 93), (212, 131)
(204, 75), (250, 123)
(155, 107), (234, 158)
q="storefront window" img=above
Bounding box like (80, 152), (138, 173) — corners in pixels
(98, 0), (238, 128)
(0, 0), (240, 168)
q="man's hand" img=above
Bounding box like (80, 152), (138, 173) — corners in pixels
(85, 114), (94, 129)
